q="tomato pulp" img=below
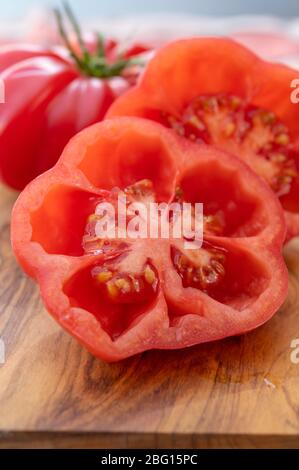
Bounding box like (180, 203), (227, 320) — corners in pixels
(11, 118), (288, 361)
(107, 38), (299, 240)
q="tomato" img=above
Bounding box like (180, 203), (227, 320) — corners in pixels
(0, 5), (150, 190)
(107, 38), (299, 241)
(11, 118), (288, 362)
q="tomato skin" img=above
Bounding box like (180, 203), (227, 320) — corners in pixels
(107, 38), (299, 241)
(0, 44), (62, 72)
(0, 41), (149, 190)
(11, 118), (288, 362)
(31, 77), (130, 175)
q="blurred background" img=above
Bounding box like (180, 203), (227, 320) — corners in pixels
(1, 0), (299, 18)
(1, 0), (299, 66)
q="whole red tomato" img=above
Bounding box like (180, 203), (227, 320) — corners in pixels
(0, 4), (150, 190)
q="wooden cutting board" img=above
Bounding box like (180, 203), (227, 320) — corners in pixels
(0, 183), (299, 449)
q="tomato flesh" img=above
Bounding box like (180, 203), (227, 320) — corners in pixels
(161, 94), (298, 199)
(82, 179), (226, 307)
(11, 118), (288, 361)
(106, 38), (299, 239)
(171, 242), (226, 296)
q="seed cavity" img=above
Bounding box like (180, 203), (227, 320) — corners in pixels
(91, 261), (158, 303)
(171, 245), (226, 294)
(173, 186), (224, 236)
(161, 93), (298, 198)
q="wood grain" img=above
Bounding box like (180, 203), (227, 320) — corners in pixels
(0, 183), (299, 449)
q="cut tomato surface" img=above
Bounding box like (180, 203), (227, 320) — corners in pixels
(107, 38), (299, 240)
(11, 118), (288, 361)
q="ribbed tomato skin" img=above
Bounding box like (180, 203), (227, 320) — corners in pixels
(0, 41), (149, 190)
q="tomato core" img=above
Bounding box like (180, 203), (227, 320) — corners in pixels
(82, 179), (227, 304)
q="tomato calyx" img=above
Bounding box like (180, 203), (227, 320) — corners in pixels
(161, 93), (298, 198)
(54, 1), (141, 79)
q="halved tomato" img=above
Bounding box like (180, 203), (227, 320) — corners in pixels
(11, 118), (288, 361)
(107, 38), (299, 240)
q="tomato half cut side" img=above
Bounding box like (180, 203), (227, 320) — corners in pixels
(11, 118), (288, 361)
(107, 38), (299, 240)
